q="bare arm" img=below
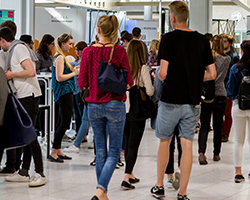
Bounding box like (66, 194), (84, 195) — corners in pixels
(55, 55), (79, 82)
(5, 58), (36, 80)
(158, 59), (169, 82)
(204, 63), (217, 81)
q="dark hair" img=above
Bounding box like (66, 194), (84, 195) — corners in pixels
(37, 34), (55, 60)
(132, 27), (141, 38)
(95, 35), (99, 42)
(121, 30), (128, 38)
(121, 32), (133, 43)
(205, 33), (213, 41)
(0, 20), (17, 36)
(75, 41), (87, 50)
(0, 27), (14, 42)
(20, 34), (32, 44)
(237, 40), (250, 71)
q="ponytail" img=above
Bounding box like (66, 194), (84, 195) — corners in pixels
(110, 15), (119, 44)
(55, 33), (73, 70)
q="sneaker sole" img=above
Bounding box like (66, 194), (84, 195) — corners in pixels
(173, 172), (180, 190)
(5, 178), (30, 182)
(151, 192), (165, 199)
(235, 179), (245, 183)
(29, 180), (47, 187)
(121, 185), (135, 190)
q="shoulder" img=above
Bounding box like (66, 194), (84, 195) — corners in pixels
(14, 44), (28, 52)
(230, 64), (239, 74)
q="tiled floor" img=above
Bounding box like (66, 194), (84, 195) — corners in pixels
(1, 121), (250, 200)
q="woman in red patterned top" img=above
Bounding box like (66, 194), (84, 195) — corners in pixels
(78, 15), (133, 200)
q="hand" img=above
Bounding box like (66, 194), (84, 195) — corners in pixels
(127, 84), (130, 89)
(73, 67), (80, 76)
(5, 70), (14, 80)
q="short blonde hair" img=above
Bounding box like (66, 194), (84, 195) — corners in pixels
(169, 1), (189, 23)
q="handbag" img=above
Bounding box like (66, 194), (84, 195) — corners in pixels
(97, 44), (128, 96)
(202, 80), (215, 103)
(2, 83), (37, 150)
(128, 76), (157, 121)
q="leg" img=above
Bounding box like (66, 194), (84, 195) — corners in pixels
(179, 137), (193, 195)
(73, 93), (83, 133)
(222, 97), (233, 137)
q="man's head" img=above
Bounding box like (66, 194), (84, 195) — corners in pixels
(20, 34), (34, 50)
(132, 27), (141, 39)
(0, 20), (17, 37)
(169, 1), (189, 28)
(221, 33), (234, 52)
(0, 27), (15, 51)
(121, 32), (133, 47)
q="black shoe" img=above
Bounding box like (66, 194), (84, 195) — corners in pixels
(48, 155), (64, 163)
(178, 193), (190, 200)
(91, 195), (99, 200)
(235, 174), (245, 183)
(0, 167), (16, 175)
(150, 185), (165, 198)
(129, 177), (140, 184)
(116, 158), (124, 168)
(121, 181), (135, 190)
(82, 139), (87, 143)
(57, 154), (72, 160)
(222, 134), (229, 142)
(90, 158), (96, 166)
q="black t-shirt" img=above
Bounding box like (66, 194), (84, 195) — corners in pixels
(158, 30), (214, 105)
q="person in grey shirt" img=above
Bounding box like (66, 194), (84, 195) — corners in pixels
(198, 35), (231, 165)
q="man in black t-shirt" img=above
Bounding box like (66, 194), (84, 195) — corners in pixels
(150, 2), (216, 200)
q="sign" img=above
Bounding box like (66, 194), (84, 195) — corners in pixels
(126, 20), (158, 47)
(0, 10), (14, 23)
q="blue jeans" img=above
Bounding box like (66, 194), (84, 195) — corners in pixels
(73, 105), (90, 148)
(88, 101), (126, 192)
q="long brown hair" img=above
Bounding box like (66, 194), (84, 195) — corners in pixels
(237, 40), (250, 71)
(37, 34), (54, 60)
(126, 40), (146, 80)
(97, 15), (119, 44)
(211, 35), (226, 60)
(55, 33), (73, 70)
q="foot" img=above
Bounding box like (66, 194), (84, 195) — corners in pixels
(63, 145), (80, 153)
(213, 155), (220, 162)
(166, 179), (173, 188)
(90, 158), (96, 166)
(116, 158), (124, 168)
(57, 154), (72, 160)
(5, 172), (30, 182)
(48, 155), (64, 163)
(28, 173), (47, 187)
(222, 134), (229, 142)
(173, 171), (180, 190)
(198, 153), (208, 165)
(121, 181), (135, 190)
(150, 185), (165, 198)
(235, 174), (245, 183)
(178, 193), (190, 200)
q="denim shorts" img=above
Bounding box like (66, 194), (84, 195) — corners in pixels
(155, 101), (200, 141)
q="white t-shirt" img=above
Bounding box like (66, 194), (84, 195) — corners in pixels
(10, 44), (42, 99)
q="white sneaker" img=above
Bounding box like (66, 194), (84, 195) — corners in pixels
(63, 145), (80, 153)
(166, 179), (173, 188)
(28, 173), (47, 187)
(5, 172), (30, 182)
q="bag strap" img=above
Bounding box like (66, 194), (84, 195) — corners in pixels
(7, 81), (14, 94)
(108, 44), (116, 65)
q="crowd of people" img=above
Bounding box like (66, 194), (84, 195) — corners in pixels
(0, 1), (250, 200)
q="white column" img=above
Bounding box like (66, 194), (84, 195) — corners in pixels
(189, 0), (212, 34)
(144, 6), (152, 21)
(247, 15), (250, 40)
(25, 0), (35, 38)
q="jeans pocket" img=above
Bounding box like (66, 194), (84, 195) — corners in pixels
(105, 107), (124, 123)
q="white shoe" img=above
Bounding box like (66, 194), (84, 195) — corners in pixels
(28, 173), (47, 187)
(5, 172), (30, 182)
(64, 145), (80, 153)
(166, 179), (173, 188)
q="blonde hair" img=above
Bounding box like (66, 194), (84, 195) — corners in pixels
(211, 35), (226, 60)
(169, 1), (189, 23)
(56, 33), (73, 70)
(126, 40), (146, 80)
(97, 15), (119, 44)
(148, 40), (159, 54)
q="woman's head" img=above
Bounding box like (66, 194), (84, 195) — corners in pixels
(97, 15), (119, 44)
(237, 40), (250, 71)
(56, 33), (73, 70)
(75, 41), (87, 58)
(127, 39), (146, 79)
(149, 39), (159, 53)
(211, 35), (226, 57)
(37, 34), (55, 60)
